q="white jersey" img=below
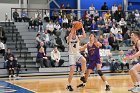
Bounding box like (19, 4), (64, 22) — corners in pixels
(69, 36), (80, 54)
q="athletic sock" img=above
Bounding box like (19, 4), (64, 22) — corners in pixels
(105, 81), (109, 85)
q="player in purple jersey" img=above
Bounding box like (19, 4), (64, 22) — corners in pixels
(123, 31), (140, 92)
(77, 33), (110, 91)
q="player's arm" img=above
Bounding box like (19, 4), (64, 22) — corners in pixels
(67, 29), (74, 43)
(78, 27), (86, 40)
(79, 44), (87, 52)
(94, 38), (102, 48)
(124, 41), (140, 60)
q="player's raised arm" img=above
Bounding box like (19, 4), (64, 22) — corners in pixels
(78, 27), (86, 40)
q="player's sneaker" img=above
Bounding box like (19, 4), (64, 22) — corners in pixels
(77, 83), (85, 88)
(66, 85), (73, 91)
(128, 86), (136, 91)
(105, 85), (110, 91)
(80, 76), (87, 83)
(131, 86), (140, 92)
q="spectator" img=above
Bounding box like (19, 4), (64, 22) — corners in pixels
(36, 47), (51, 68)
(4, 48), (15, 68)
(0, 26), (7, 44)
(36, 33), (42, 48)
(112, 4), (118, 14)
(116, 31), (123, 46)
(116, 25), (122, 33)
(122, 25), (128, 37)
(135, 9), (140, 20)
(101, 2), (108, 11)
(54, 35), (65, 52)
(108, 53), (119, 72)
(118, 50), (129, 72)
(62, 15), (68, 28)
(97, 17), (105, 34)
(90, 20), (98, 35)
(58, 15), (63, 26)
(123, 30), (131, 46)
(44, 11), (50, 22)
(94, 10), (99, 21)
(82, 10), (90, 20)
(84, 17), (92, 32)
(104, 10), (111, 23)
(60, 3), (65, 15)
(119, 18), (126, 30)
(54, 21), (61, 35)
(7, 56), (17, 78)
(51, 46), (64, 67)
(0, 39), (5, 57)
(98, 34), (104, 48)
(21, 9), (29, 22)
(46, 21), (54, 35)
(71, 9), (77, 20)
(102, 34), (112, 50)
(65, 3), (72, 21)
(103, 24), (110, 33)
(108, 32), (119, 51)
(110, 24), (117, 35)
(112, 19), (117, 26)
(28, 17), (36, 29)
(42, 30), (51, 48)
(13, 9), (19, 22)
(89, 4), (95, 16)
(37, 42), (46, 54)
(52, 9), (59, 22)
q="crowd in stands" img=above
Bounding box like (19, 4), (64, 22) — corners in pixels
(10, 2), (140, 73)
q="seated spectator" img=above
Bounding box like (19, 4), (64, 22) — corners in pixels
(98, 34), (104, 48)
(112, 3), (118, 14)
(102, 34), (112, 50)
(0, 39), (5, 57)
(0, 26), (7, 44)
(54, 21), (61, 35)
(62, 15), (68, 28)
(116, 25), (122, 33)
(82, 10), (90, 20)
(43, 11), (50, 22)
(108, 53), (119, 72)
(54, 35), (65, 52)
(65, 3), (72, 21)
(4, 48), (15, 68)
(119, 18), (126, 29)
(46, 21), (54, 35)
(36, 33), (43, 48)
(28, 17), (36, 29)
(52, 9), (59, 22)
(104, 10), (111, 23)
(97, 17), (105, 34)
(84, 17), (92, 32)
(36, 47), (51, 68)
(13, 9), (19, 22)
(37, 42), (46, 54)
(90, 20), (98, 35)
(42, 30), (51, 48)
(7, 56), (17, 78)
(103, 24), (110, 33)
(112, 19), (117, 26)
(89, 4), (95, 17)
(116, 31), (123, 46)
(94, 10), (99, 21)
(58, 15), (63, 26)
(123, 30), (131, 46)
(135, 9), (140, 20)
(108, 32), (119, 51)
(38, 18), (43, 32)
(51, 46), (64, 67)
(110, 25), (117, 35)
(21, 9), (29, 22)
(118, 50), (129, 72)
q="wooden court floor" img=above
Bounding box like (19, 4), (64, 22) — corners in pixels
(8, 75), (134, 93)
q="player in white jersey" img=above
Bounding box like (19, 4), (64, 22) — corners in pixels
(66, 23), (87, 91)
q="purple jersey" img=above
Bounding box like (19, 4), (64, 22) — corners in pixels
(87, 43), (100, 61)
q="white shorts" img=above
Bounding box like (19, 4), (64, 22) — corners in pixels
(69, 53), (83, 66)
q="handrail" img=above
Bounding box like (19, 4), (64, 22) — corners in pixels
(19, 39), (22, 57)
(15, 33), (18, 50)
(11, 26), (14, 42)
(24, 51), (27, 71)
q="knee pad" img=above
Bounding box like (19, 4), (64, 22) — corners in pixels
(97, 70), (103, 76)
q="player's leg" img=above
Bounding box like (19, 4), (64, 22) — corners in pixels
(128, 63), (140, 92)
(67, 55), (75, 91)
(96, 64), (110, 91)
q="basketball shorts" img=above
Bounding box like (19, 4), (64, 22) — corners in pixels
(87, 60), (101, 70)
(69, 53), (83, 66)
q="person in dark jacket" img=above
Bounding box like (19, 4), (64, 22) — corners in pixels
(7, 56), (17, 78)
(13, 9), (19, 22)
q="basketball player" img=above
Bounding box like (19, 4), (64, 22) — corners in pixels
(66, 23), (87, 91)
(123, 31), (140, 92)
(77, 33), (110, 91)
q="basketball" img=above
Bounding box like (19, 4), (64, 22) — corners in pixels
(72, 21), (83, 30)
